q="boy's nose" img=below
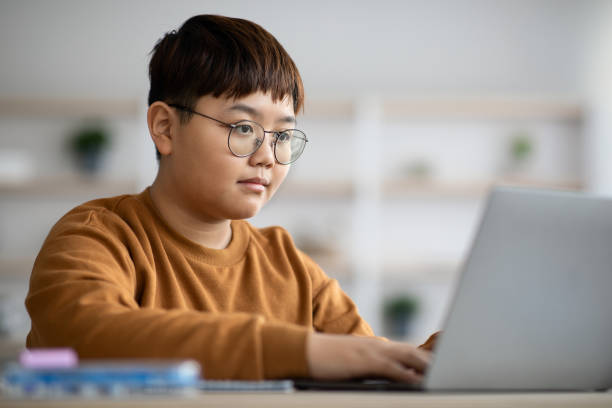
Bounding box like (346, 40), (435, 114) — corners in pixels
(248, 135), (275, 168)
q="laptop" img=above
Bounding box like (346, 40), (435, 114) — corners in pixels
(295, 186), (612, 392)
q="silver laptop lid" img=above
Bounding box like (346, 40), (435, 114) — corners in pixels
(426, 187), (612, 391)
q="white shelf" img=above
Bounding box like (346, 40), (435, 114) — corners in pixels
(274, 178), (583, 199)
(275, 180), (354, 199)
(0, 98), (140, 117)
(289, 252), (462, 284)
(0, 257), (34, 279)
(383, 178), (584, 198)
(382, 260), (461, 284)
(382, 97), (582, 120)
(303, 100), (354, 118)
(303, 96), (583, 121)
(0, 176), (140, 197)
(305, 252), (352, 280)
(0, 338), (25, 360)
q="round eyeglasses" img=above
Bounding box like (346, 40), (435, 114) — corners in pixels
(169, 104), (308, 165)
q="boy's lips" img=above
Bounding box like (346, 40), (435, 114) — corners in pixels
(237, 177), (270, 193)
(237, 177), (270, 186)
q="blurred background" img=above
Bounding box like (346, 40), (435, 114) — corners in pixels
(0, 0), (611, 353)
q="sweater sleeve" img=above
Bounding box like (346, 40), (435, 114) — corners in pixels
(25, 211), (310, 380)
(300, 251), (375, 336)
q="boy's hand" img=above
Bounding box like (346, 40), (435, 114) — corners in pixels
(306, 332), (430, 384)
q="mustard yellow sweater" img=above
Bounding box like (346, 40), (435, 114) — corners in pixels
(25, 189), (374, 380)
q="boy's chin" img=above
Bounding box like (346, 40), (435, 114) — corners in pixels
(225, 204), (263, 220)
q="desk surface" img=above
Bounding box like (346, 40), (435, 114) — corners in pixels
(1, 391), (612, 408)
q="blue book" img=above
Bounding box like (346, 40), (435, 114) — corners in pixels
(1, 359), (201, 398)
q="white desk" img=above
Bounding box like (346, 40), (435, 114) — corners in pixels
(1, 391), (612, 408)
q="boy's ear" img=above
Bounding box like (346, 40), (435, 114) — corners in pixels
(147, 101), (177, 157)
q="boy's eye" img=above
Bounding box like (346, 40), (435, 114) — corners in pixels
(235, 124), (254, 135)
(276, 131), (292, 143)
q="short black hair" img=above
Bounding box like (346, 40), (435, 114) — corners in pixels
(148, 15), (304, 160)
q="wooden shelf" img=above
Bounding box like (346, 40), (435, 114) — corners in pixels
(301, 96), (583, 121)
(382, 259), (461, 283)
(306, 252), (352, 280)
(303, 100), (354, 118)
(0, 338), (24, 360)
(275, 180), (354, 199)
(0, 176), (140, 197)
(295, 249), (463, 283)
(383, 97), (582, 120)
(273, 178), (583, 200)
(383, 178), (584, 198)
(0, 98), (141, 117)
(0, 257), (34, 279)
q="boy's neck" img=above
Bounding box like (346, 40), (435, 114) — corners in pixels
(148, 180), (232, 250)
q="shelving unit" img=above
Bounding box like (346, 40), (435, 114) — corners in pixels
(381, 97), (582, 120)
(0, 95), (585, 339)
(278, 177), (583, 200)
(0, 176), (139, 197)
(0, 96), (143, 340)
(303, 96), (582, 120)
(0, 97), (145, 196)
(275, 95), (585, 335)
(0, 98), (140, 117)
(0, 97), (145, 341)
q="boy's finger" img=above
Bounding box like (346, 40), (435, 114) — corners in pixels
(383, 361), (425, 384)
(391, 344), (431, 373)
(418, 331), (441, 351)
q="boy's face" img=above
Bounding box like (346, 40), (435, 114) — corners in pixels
(161, 91), (295, 222)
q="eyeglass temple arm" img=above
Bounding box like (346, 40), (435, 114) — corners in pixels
(168, 103), (234, 128)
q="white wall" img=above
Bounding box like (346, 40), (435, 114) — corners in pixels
(0, 0), (609, 341)
(582, 0), (612, 195)
(0, 0), (593, 99)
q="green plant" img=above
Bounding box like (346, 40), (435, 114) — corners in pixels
(69, 125), (110, 154)
(383, 294), (419, 339)
(509, 133), (533, 162)
(383, 295), (419, 319)
(67, 124), (111, 174)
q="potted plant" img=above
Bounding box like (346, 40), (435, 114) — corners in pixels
(505, 131), (534, 179)
(383, 294), (419, 339)
(68, 124), (111, 174)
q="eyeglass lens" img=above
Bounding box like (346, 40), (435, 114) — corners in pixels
(229, 121), (307, 164)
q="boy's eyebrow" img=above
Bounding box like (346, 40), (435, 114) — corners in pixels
(226, 103), (296, 125)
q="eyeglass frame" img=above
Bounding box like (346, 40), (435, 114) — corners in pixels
(168, 103), (308, 165)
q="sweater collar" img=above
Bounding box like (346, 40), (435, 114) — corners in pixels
(138, 187), (250, 266)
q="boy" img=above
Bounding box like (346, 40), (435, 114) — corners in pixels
(25, 15), (434, 383)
